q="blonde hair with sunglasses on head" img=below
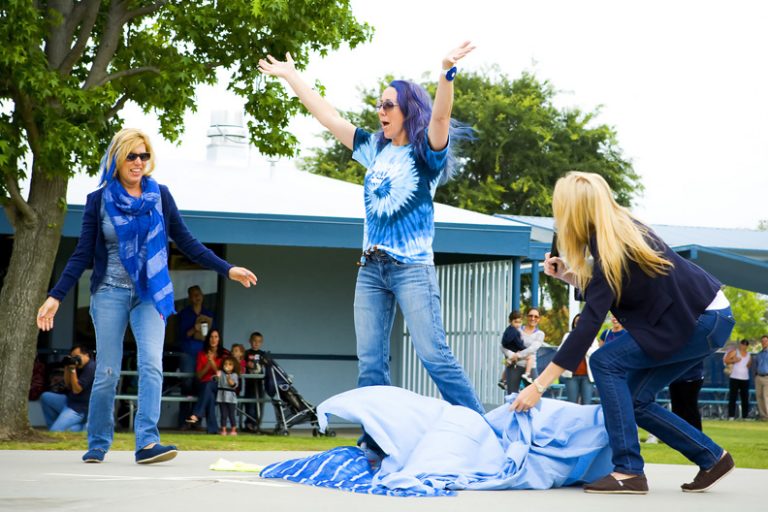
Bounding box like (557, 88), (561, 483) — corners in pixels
(552, 171), (673, 304)
(102, 128), (156, 183)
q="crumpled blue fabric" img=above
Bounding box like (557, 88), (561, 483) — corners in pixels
(261, 386), (612, 496)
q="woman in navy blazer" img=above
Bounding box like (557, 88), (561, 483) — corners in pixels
(37, 128), (257, 464)
(511, 172), (735, 494)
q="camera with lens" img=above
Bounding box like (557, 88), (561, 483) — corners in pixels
(61, 355), (82, 367)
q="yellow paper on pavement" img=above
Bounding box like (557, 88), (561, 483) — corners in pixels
(209, 457), (265, 473)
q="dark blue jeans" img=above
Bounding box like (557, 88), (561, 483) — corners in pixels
(589, 307), (734, 475)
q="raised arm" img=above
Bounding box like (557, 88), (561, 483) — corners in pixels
(428, 41), (475, 151)
(258, 53), (356, 150)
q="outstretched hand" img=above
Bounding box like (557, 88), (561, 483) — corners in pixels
(37, 297), (60, 331)
(443, 40), (476, 70)
(258, 53), (297, 79)
(229, 266), (258, 288)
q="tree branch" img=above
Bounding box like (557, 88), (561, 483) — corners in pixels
(58, 0), (102, 75)
(84, 0), (127, 89)
(106, 94), (129, 119)
(94, 66), (161, 88)
(122, 0), (169, 23)
(4, 175), (36, 227)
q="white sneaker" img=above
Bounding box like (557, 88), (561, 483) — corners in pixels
(645, 434), (658, 444)
(522, 374), (533, 384)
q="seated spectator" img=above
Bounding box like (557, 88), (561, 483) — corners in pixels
(40, 345), (95, 432)
(186, 329), (229, 433)
(176, 285), (215, 427)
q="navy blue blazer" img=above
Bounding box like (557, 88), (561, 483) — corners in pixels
(49, 185), (232, 302)
(552, 226), (722, 371)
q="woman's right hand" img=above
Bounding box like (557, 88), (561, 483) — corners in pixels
(258, 52), (297, 79)
(543, 252), (568, 280)
(37, 297), (60, 331)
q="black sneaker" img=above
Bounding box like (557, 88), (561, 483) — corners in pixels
(681, 452), (734, 492)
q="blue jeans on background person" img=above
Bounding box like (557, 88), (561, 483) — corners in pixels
(562, 375), (594, 405)
(354, 251), (484, 415)
(191, 380), (219, 433)
(88, 284), (165, 452)
(589, 307), (735, 475)
(40, 391), (86, 432)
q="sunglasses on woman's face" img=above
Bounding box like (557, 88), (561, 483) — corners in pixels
(126, 152), (151, 162)
(375, 99), (399, 112)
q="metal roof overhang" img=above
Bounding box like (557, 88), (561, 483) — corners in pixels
(2, 206), (532, 258)
(672, 244), (768, 295)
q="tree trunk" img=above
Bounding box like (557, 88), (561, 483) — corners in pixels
(0, 171), (67, 440)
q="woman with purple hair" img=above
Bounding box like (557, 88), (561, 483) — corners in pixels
(259, 42), (483, 460)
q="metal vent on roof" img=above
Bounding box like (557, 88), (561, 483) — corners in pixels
(206, 110), (248, 164)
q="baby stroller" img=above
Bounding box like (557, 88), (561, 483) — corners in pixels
(262, 353), (336, 437)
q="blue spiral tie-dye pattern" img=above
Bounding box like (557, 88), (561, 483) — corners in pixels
(352, 128), (448, 264)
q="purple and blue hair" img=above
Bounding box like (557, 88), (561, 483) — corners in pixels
(375, 80), (474, 184)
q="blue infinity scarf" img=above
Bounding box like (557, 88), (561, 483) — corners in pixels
(103, 176), (175, 320)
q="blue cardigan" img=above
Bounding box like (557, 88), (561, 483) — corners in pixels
(49, 185), (233, 302)
(552, 226), (722, 371)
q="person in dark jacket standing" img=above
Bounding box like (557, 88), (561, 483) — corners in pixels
(36, 128), (257, 464)
(511, 172), (735, 495)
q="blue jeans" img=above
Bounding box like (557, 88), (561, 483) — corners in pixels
(354, 252), (483, 414)
(88, 284), (165, 451)
(40, 391), (86, 432)
(562, 375), (594, 405)
(192, 380), (220, 433)
(589, 307), (735, 475)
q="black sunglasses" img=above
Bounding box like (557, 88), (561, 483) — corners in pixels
(126, 152), (151, 162)
(375, 100), (399, 111)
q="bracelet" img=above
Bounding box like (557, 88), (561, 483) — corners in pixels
(532, 378), (548, 394)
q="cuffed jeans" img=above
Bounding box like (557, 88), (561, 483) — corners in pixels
(589, 307), (734, 475)
(40, 391), (86, 432)
(88, 284), (165, 452)
(354, 252), (483, 414)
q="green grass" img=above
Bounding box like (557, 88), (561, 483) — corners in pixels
(3, 421), (767, 470)
(0, 429), (359, 452)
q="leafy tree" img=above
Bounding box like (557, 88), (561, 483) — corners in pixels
(723, 286), (768, 342)
(300, 69), (642, 341)
(0, 0), (370, 440)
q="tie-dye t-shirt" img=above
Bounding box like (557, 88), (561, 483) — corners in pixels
(352, 128), (449, 265)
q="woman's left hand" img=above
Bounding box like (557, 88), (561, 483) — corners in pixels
(509, 383), (542, 413)
(229, 266), (258, 288)
(442, 40), (476, 70)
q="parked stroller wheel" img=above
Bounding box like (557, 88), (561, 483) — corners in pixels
(327, 429), (336, 437)
(312, 428), (318, 437)
(279, 429), (290, 436)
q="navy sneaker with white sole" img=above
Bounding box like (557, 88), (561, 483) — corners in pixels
(135, 444), (178, 464)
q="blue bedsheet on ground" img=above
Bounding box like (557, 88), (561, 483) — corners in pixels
(261, 386), (612, 496)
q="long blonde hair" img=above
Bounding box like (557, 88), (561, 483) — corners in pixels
(552, 172), (672, 303)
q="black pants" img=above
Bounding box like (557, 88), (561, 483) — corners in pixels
(669, 378), (703, 430)
(219, 402), (237, 429)
(728, 378), (750, 419)
(504, 365), (537, 395)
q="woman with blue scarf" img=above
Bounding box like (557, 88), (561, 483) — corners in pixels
(37, 128), (257, 464)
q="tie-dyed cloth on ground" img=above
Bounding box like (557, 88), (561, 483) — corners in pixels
(260, 386), (612, 497)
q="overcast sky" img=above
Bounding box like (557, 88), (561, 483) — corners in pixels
(123, 0), (768, 229)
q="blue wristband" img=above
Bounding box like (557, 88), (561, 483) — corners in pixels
(445, 66), (457, 81)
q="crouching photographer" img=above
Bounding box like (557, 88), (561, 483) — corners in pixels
(40, 345), (96, 432)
